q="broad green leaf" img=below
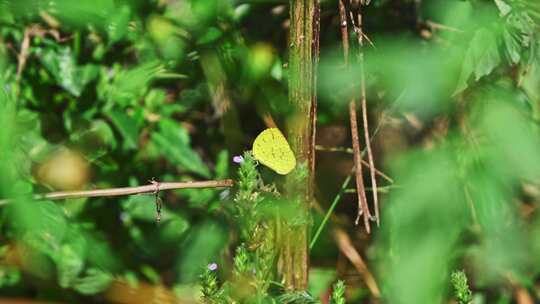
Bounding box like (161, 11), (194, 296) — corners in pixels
(151, 119), (210, 177)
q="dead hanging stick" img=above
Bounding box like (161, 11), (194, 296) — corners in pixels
(349, 2), (380, 227)
(339, 0), (371, 233)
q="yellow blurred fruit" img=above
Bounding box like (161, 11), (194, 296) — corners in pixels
(36, 149), (90, 190)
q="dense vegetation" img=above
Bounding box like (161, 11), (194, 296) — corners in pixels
(1, 0), (540, 303)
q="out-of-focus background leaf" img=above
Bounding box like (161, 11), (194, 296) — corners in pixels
(1, 0), (540, 303)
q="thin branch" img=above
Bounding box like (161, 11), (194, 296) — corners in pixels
(350, 3), (380, 227)
(340, 0), (371, 233)
(0, 179), (234, 205)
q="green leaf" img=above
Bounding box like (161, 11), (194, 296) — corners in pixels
(122, 195), (162, 222)
(57, 245), (84, 288)
(177, 221), (228, 281)
(308, 268), (335, 299)
(121, 195), (190, 237)
(455, 28), (500, 93)
(215, 150), (229, 179)
(140, 265), (161, 284)
(182, 188), (215, 208)
(159, 215), (190, 242)
(73, 268), (113, 295)
(0, 267), (21, 288)
(494, 0), (511, 16)
(11, 201), (68, 253)
(151, 119), (210, 177)
(106, 5), (131, 44)
(89, 119), (117, 150)
(106, 109), (139, 150)
(105, 61), (164, 107)
(39, 46), (98, 96)
(503, 28), (521, 64)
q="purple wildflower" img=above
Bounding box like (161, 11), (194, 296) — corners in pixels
(208, 263), (218, 271)
(233, 155), (244, 164)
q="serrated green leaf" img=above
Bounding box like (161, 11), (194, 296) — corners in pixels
(455, 28), (500, 93)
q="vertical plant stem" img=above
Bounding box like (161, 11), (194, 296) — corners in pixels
(278, 0), (319, 290)
(339, 0), (371, 232)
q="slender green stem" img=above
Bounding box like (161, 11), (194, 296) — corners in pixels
(309, 172), (353, 250)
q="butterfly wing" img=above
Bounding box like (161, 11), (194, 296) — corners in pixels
(252, 128), (296, 175)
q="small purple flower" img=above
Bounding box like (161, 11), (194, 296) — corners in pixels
(233, 155), (244, 164)
(208, 263), (218, 271)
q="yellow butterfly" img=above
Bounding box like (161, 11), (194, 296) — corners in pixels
(252, 128), (296, 175)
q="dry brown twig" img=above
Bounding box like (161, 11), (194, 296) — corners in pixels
(339, 0), (371, 233)
(349, 1), (380, 227)
(0, 179), (234, 206)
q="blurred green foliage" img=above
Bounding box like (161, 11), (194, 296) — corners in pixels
(0, 0), (540, 303)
